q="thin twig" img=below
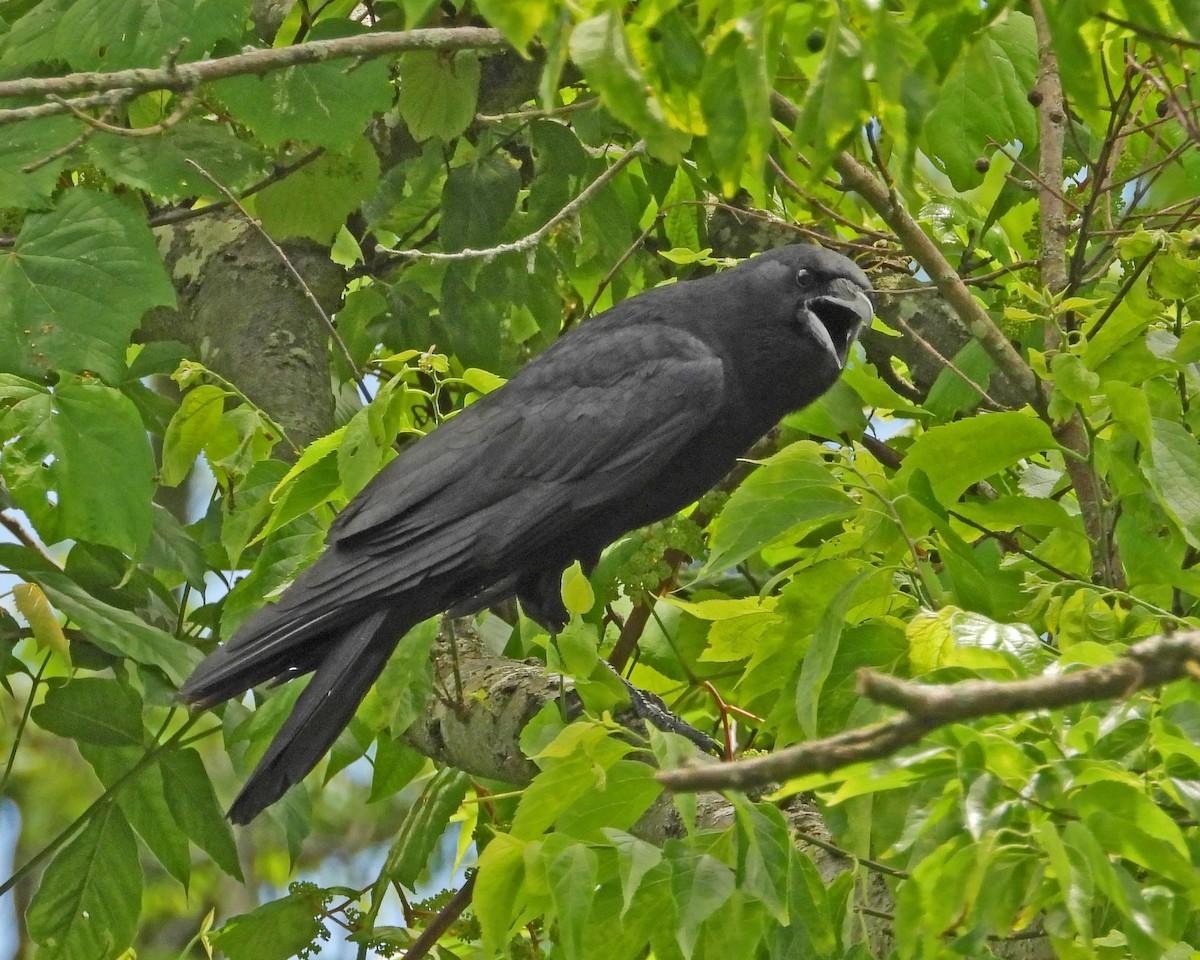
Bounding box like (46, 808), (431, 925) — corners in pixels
(0, 652), (52, 796)
(0, 714), (211, 897)
(397, 874), (476, 960)
(148, 148), (325, 227)
(476, 98), (598, 122)
(0, 512), (59, 567)
(889, 312), (1005, 411)
(1084, 242), (1161, 340)
(1095, 12), (1200, 51)
(378, 142), (647, 262)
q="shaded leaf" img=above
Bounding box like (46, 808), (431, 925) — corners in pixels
(0, 191), (175, 383)
(921, 13), (1039, 189)
(704, 443), (854, 575)
(212, 888), (327, 960)
(1145, 418), (1200, 548)
(0, 545), (198, 684)
(161, 747), (244, 881)
(32, 677), (144, 746)
(897, 411), (1055, 504)
(25, 804), (142, 960)
(398, 51), (480, 142)
(215, 27), (393, 150)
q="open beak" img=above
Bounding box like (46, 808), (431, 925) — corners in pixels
(803, 277), (874, 369)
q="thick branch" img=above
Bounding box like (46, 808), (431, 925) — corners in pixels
(0, 27), (507, 120)
(658, 630), (1200, 792)
(1030, 0), (1124, 587)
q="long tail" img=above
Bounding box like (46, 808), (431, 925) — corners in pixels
(225, 608), (410, 824)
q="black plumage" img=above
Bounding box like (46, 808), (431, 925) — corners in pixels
(180, 244), (874, 823)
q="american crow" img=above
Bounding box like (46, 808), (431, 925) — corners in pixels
(181, 244), (874, 822)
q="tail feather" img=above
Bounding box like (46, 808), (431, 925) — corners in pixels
(226, 608), (409, 824)
(179, 607), (347, 708)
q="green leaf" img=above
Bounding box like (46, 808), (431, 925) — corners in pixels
(145, 503), (209, 589)
(1072, 780), (1192, 861)
(25, 803), (142, 960)
(0, 0), (246, 70)
(1145, 419), (1200, 548)
(1082, 275), (1159, 368)
(79, 743), (192, 888)
(796, 569), (875, 738)
(668, 851), (735, 959)
(560, 561), (596, 617)
(921, 12), (1039, 189)
(733, 798), (791, 924)
(1035, 820), (1093, 941)
(474, 833), (528, 957)
(512, 725), (634, 840)
(924, 340), (997, 420)
(704, 443), (855, 575)
(211, 889), (328, 960)
(439, 155), (521, 251)
(382, 769), (470, 887)
(794, 20), (871, 166)
(398, 51), (480, 142)
(473, 0), (548, 48)
(371, 618), (438, 736)
(255, 139), (380, 243)
(0, 115), (81, 210)
(160, 748), (244, 881)
(87, 121), (268, 200)
(0, 377), (157, 558)
(604, 829), (664, 917)
(368, 737), (425, 803)
(214, 28), (393, 150)
(336, 404), (392, 500)
(546, 842), (599, 960)
(771, 846), (837, 958)
(32, 677), (144, 746)
(700, 16), (772, 195)
(0, 545), (197, 683)
(569, 12), (690, 161)
(897, 410), (1055, 505)
(552, 761), (662, 841)
(161, 384), (227, 487)
(661, 167), (699, 251)
(0, 191), (176, 383)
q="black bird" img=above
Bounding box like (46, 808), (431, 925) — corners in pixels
(180, 244), (874, 823)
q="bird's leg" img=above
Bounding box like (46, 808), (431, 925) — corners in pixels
(432, 615), (475, 718)
(603, 662), (722, 756)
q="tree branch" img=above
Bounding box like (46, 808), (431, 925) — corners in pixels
(378, 142), (647, 262)
(0, 27), (508, 122)
(658, 629), (1200, 793)
(1030, 0), (1124, 589)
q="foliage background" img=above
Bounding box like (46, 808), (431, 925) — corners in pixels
(1, 0), (1199, 957)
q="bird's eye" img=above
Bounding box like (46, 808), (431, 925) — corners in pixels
(795, 269), (810, 287)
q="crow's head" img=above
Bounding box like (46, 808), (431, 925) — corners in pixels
(752, 245), (875, 370)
